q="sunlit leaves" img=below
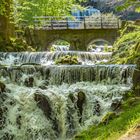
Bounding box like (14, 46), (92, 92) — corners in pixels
(116, 0), (140, 13)
(0, 0), (11, 16)
(12, 0), (84, 25)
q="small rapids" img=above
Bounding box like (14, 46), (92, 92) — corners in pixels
(0, 51), (135, 140)
(0, 82), (132, 140)
(0, 51), (112, 66)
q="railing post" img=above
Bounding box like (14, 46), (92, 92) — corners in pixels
(66, 17), (69, 29)
(101, 14), (103, 29)
(117, 18), (120, 29)
(51, 17), (53, 30)
(84, 16), (86, 29)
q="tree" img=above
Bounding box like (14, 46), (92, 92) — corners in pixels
(0, 0), (11, 40)
(116, 0), (140, 13)
(12, 0), (84, 25)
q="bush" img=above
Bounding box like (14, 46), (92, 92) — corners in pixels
(55, 55), (81, 65)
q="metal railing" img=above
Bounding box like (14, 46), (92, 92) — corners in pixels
(33, 14), (121, 30)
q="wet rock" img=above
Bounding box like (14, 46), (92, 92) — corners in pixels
(16, 115), (22, 129)
(34, 93), (52, 119)
(24, 77), (34, 87)
(93, 100), (101, 116)
(68, 93), (75, 103)
(133, 66), (140, 96)
(38, 81), (49, 89)
(0, 107), (8, 129)
(67, 91), (86, 123)
(111, 99), (122, 111)
(77, 91), (86, 123)
(0, 81), (6, 93)
(34, 92), (60, 137)
(0, 82), (7, 130)
(67, 94), (77, 137)
(38, 85), (47, 90)
(101, 112), (116, 125)
(1, 133), (14, 140)
(0, 108), (5, 129)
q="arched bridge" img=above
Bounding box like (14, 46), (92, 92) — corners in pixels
(30, 15), (122, 50)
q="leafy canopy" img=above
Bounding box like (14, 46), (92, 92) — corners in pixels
(116, 0), (140, 13)
(13, 0), (85, 24)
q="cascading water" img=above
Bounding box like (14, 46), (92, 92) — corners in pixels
(0, 51), (112, 66)
(0, 50), (135, 140)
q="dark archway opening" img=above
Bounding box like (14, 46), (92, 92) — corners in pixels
(48, 40), (70, 51)
(87, 39), (113, 52)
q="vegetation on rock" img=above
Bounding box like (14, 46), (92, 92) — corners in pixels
(100, 112), (117, 125)
(110, 21), (140, 64)
(0, 37), (36, 52)
(74, 96), (140, 140)
(55, 55), (81, 65)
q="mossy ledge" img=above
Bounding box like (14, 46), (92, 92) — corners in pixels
(73, 96), (140, 140)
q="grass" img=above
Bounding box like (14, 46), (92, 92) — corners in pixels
(74, 97), (140, 140)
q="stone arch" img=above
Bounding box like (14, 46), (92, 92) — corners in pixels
(87, 38), (112, 52)
(88, 38), (112, 46)
(45, 38), (71, 51)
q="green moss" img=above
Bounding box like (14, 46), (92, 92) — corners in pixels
(55, 55), (81, 65)
(100, 112), (117, 125)
(74, 97), (140, 140)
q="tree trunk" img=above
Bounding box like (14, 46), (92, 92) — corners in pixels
(0, 0), (12, 41)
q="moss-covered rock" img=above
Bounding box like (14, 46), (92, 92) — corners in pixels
(133, 68), (140, 96)
(111, 99), (122, 111)
(24, 76), (34, 87)
(101, 112), (117, 125)
(55, 55), (81, 65)
(0, 81), (6, 93)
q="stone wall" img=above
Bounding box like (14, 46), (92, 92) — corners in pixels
(32, 28), (119, 51)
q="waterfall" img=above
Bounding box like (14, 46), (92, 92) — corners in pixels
(0, 65), (134, 85)
(0, 51), (112, 66)
(0, 52), (135, 140)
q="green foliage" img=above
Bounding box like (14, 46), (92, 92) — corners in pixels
(0, 36), (36, 52)
(74, 97), (140, 140)
(12, 0), (84, 25)
(0, 0), (6, 16)
(55, 40), (70, 46)
(116, 0), (140, 13)
(104, 44), (108, 52)
(100, 112), (116, 125)
(110, 22), (140, 64)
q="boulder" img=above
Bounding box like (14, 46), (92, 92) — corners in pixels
(111, 99), (121, 111)
(24, 77), (34, 87)
(34, 92), (60, 136)
(101, 112), (116, 125)
(93, 100), (101, 116)
(0, 81), (6, 93)
(34, 93), (52, 119)
(77, 91), (86, 123)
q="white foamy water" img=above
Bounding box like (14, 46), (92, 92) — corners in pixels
(0, 81), (132, 140)
(0, 51), (135, 140)
(0, 51), (112, 66)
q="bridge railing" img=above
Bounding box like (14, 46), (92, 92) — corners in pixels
(33, 14), (121, 30)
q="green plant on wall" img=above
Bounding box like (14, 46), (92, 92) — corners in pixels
(104, 44), (108, 52)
